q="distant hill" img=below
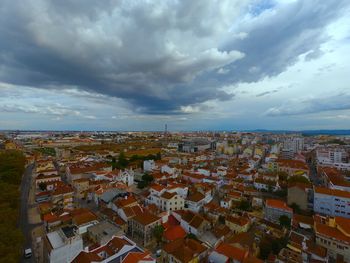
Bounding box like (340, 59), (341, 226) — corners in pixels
(247, 129), (350, 135)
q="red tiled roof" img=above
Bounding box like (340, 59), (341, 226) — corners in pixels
(186, 191), (205, 202)
(215, 242), (248, 262)
(163, 238), (207, 263)
(266, 199), (293, 212)
(164, 225), (186, 241)
(335, 216), (350, 236)
(122, 251), (154, 263)
(226, 215), (250, 226)
(149, 184), (165, 192)
(52, 184), (74, 196)
(73, 210), (98, 226)
(315, 222), (350, 243)
(314, 186), (350, 199)
(276, 159), (309, 170)
(132, 210), (160, 226)
(161, 191), (177, 199)
(115, 195), (138, 208)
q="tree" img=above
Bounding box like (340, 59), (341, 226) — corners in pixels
(137, 180), (147, 189)
(186, 233), (198, 240)
(259, 236), (287, 260)
(142, 173), (154, 183)
(259, 238), (272, 260)
(288, 175), (309, 184)
(238, 199), (251, 211)
(290, 203), (301, 214)
(111, 157), (117, 170)
(277, 171), (288, 181)
(279, 215), (291, 228)
(218, 215), (225, 224)
(153, 225), (164, 245)
(0, 150), (25, 262)
(275, 188), (287, 198)
(38, 182), (47, 191)
(117, 152), (129, 169)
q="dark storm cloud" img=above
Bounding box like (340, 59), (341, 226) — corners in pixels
(220, 0), (349, 83)
(265, 93), (350, 116)
(0, 0), (348, 114)
(256, 89), (278, 97)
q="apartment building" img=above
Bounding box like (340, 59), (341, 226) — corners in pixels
(314, 187), (350, 218)
(159, 191), (185, 212)
(316, 147), (348, 164)
(264, 199), (293, 224)
(315, 216), (350, 262)
(128, 210), (161, 246)
(287, 183), (313, 211)
(45, 226), (83, 263)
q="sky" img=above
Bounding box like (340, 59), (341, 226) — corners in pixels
(0, 0), (350, 131)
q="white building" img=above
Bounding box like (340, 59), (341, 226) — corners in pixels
(283, 137), (304, 154)
(114, 169), (134, 186)
(314, 187), (350, 218)
(146, 184), (187, 211)
(143, 160), (156, 172)
(46, 226), (83, 263)
(316, 147), (348, 164)
(159, 191), (185, 211)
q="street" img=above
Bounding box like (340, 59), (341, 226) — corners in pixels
(19, 163), (44, 263)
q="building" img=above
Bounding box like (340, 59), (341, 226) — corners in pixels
(71, 235), (152, 262)
(283, 137), (304, 154)
(72, 209), (99, 235)
(87, 220), (123, 245)
(208, 242), (254, 263)
(178, 138), (215, 153)
(264, 199), (293, 224)
(72, 178), (90, 199)
(185, 191), (207, 212)
(315, 216), (350, 262)
(143, 160), (156, 172)
(128, 210), (162, 247)
(287, 183), (312, 211)
(145, 184), (187, 212)
(316, 147), (348, 164)
(51, 184), (74, 210)
(36, 174), (61, 189)
(45, 226), (83, 263)
(314, 187), (350, 218)
(172, 210), (210, 236)
(159, 191), (185, 212)
(162, 238), (208, 263)
(225, 215), (251, 234)
(276, 159), (309, 177)
(113, 169), (135, 186)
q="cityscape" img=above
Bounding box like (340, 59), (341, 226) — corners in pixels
(1, 1), (350, 263)
(1, 131), (350, 262)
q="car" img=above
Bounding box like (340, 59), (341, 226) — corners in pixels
(24, 248), (32, 259)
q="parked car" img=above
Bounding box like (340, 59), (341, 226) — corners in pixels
(24, 248), (32, 259)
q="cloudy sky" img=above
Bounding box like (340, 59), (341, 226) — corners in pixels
(0, 0), (350, 131)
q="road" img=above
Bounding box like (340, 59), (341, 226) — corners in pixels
(307, 154), (324, 186)
(19, 163), (41, 263)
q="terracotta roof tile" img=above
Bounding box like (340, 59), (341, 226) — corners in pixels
(266, 199), (293, 213)
(314, 186), (350, 199)
(132, 210), (160, 226)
